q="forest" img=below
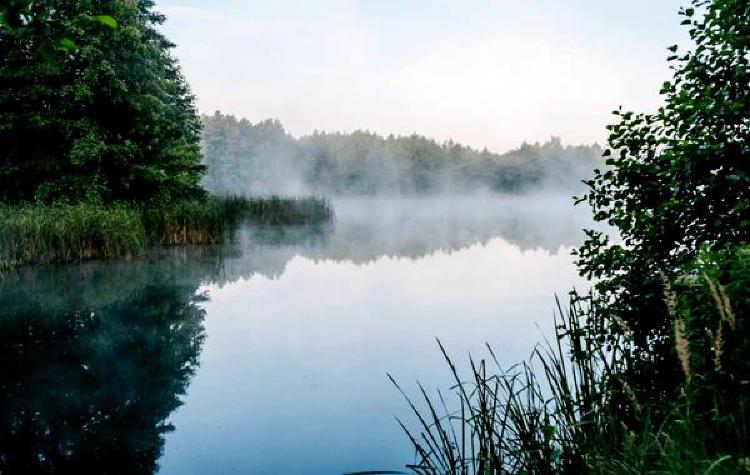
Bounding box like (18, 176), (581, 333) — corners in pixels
(201, 113), (602, 196)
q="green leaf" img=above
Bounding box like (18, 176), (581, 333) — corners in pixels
(94, 15), (118, 29)
(58, 38), (78, 51)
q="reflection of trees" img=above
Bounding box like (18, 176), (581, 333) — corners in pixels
(213, 198), (597, 282)
(0, 253), (214, 474)
(0, 197), (600, 472)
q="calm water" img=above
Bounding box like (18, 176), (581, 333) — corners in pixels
(0, 196), (592, 474)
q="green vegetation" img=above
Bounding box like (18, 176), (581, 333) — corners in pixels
(395, 1), (750, 473)
(0, 0), (204, 204)
(201, 114), (602, 196)
(0, 196), (332, 270)
(237, 196), (335, 225)
(0, 2), (334, 270)
(142, 196), (333, 246)
(395, 255), (750, 473)
(0, 203), (147, 271)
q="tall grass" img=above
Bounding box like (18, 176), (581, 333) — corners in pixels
(231, 196), (334, 225)
(0, 203), (147, 271)
(0, 196), (333, 270)
(392, 273), (750, 474)
(143, 196), (333, 245)
(143, 199), (229, 245)
(390, 297), (610, 474)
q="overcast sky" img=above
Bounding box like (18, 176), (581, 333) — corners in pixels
(157, 0), (687, 153)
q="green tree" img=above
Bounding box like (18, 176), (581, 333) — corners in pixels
(0, 0), (204, 204)
(576, 0), (750, 406)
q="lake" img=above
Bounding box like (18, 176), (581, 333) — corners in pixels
(0, 196), (592, 474)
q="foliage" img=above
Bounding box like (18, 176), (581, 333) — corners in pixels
(395, 253), (750, 474)
(201, 112), (602, 196)
(0, 0), (204, 204)
(0, 196), (333, 270)
(0, 203), (147, 270)
(142, 199), (232, 246)
(391, 297), (617, 474)
(238, 196), (335, 225)
(574, 0), (750, 410)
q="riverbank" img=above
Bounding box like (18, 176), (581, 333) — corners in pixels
(0, 196), (333, 271)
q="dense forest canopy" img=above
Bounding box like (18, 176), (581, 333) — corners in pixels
(201, 112), (603, 196)
(0, 0), (204, 204)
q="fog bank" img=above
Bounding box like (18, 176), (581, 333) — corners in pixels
(201, 112), (603, 197)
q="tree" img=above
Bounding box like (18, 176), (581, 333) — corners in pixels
(576, 0), (750, 405)
(0, 0), (204, 204)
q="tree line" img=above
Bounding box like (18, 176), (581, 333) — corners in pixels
(201, 113), (603, 196)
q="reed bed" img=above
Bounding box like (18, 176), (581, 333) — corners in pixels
(0, 203), (147, 271)
(0, 196), (333, 270)
(143, 199), (228, 245)
(390, 297), (609, 474)
(393, 271), (750, 474)
(237, 196), (334, 225)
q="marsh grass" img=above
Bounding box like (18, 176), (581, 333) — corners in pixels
(390, 297), (612, 474)
(392, 280), (750, 474)
(238, 196), (334, 225)
(143, 199), (228, 245)
(0, 196), (333, 270)
(0, 203), (147, 271)
(143, 195), (333, 245)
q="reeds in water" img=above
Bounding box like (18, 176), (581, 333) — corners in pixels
(0, 196), (334, 270)
(393, 265), (750, 475)
(0, 203), (147, 271)
(143, 199), (228, 245)
(390, 296), (611, 474)
(235, 196), (334, 225)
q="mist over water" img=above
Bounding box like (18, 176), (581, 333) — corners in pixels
(0, 194), (596, 474)
(161, 196), (593, 475)
(217, 195), (593, 280)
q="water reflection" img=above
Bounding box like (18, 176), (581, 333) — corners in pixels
(0, 196), (593, 474)
(217, 196), (591, 281)
(0, 253), (210, 473)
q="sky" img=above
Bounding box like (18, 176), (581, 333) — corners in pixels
(157, 0), (688, 153)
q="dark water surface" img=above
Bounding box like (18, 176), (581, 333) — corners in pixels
(0, 196), (592, 474)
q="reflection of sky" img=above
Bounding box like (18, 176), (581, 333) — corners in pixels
(0, 197), (601, 473)
(157, 0), (687, 152)
(160, 236), (588, 474)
